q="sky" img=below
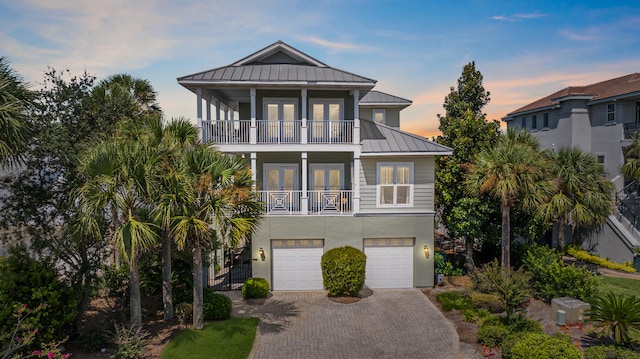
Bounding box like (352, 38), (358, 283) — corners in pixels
(1, 0), (639, 138)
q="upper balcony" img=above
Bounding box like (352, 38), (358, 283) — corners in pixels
(201, 119), (354, 145)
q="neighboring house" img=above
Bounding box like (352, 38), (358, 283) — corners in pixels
(503, 73), (640, 192)
(503, 73), (640, 262)
(178, 41), (451, 290)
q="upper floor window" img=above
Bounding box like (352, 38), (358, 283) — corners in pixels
(310, 99), (343, 122)
(531, 115), (537, 130)
(264, 98), (297, 122)
(377, 162), (413, 207)
(521, 117), (526, 129)
(607, 103), (615, 122)
(372, 109), (386, 124)
(543, 113), (549, 128)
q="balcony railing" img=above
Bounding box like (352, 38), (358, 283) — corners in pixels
(257, 190), (353, 215)
(202, 120), (354, 144)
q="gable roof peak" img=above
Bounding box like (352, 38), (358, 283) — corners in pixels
(231, 41), (328, 67)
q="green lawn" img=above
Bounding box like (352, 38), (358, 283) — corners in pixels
(599, 276), (640, 298)
(161, 318), (259, 359)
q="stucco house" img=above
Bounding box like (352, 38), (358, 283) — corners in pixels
(502, 73), (640, 262)
(177, 41), (451, 290)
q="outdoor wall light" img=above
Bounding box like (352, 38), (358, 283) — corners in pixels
(423, 245), (430, 259)
(259, 247), (266, 261)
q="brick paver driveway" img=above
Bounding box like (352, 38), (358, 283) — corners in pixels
(227, 289), (459, 359)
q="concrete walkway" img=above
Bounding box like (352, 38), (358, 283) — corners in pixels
(225, 289), (460, 359)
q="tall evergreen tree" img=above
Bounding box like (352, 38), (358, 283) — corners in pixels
(435, 62), (501, 271)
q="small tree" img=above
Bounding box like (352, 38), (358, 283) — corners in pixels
(321, 246), (366, 297)
(590, 292), (640, 347)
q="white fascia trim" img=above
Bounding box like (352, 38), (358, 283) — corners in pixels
(214, 144), (359, 153)
(359, 103), (411, 107)
(505, 104), (559, 119)
(178, 80), (375, 87)
(360, 151), (452, 156)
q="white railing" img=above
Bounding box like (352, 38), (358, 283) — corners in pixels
(202, 120), (250, 144)
(257, 120), (301, 144)
(308, 120), (353, 144)
(257, 190), (353, 215)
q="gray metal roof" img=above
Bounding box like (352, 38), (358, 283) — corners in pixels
(360, 90), (412, 106)
(361, 120), (452, 155)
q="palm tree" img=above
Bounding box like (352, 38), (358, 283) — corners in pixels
(590, 292), (640, 347)
(77, 132), (160, 328)
(91, 73), (161, 120)
(621, 132), (640, 182)
(172, 145), (262, 329)
(0, 57), (31, 167)
(465, 128), (551, 268)
(540, 146), (614, 249)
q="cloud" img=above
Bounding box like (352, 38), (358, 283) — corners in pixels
(560, 29), (602, 42)
(492, 13), (548, 22)
(299, 37), (375, 52)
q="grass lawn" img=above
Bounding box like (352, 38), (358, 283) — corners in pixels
(161, 317), (259, 359)
(599, 276), (640, 298)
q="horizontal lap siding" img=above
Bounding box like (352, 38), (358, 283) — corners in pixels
(359, 156), (434, 213)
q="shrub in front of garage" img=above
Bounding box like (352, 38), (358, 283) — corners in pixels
(321, 246), (366, 297)
(242, 277), (270, 299)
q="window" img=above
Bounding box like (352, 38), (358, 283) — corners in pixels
(596, 155), (605, 165)
(543, 113), (549, 128)
(521, 117), (526, 129)
(636, 102), (640, 127)
(372, 109), (386, 124)
(607, 103), (615, 122)
(309, 99), (344, 142)
(531, 115), (537, 130)
(377, 162), (413, 207)
(263, 98), (298, 142)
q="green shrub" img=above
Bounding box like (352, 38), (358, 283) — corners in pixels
(321, 246), (366, 297)
(79, 326), (109, 352)
(471, 260), (501, 293)
(584, 345), (640, 359)
(435, 290), (472, 311)
(568, 246), (636, 273)
(203, 288), (232, 321)
(509, 333), (582, 359)
(0, 246), (78, 347)
(110, 323), (149, 359)
(101, 263), (129, 297)
(474, 261), (531, 318)
(477, 314), (543, 351)
(175, 302), (193, 327)
(477, 318), (509, 347)
(523, 243), (599, 302)
(471, 292), (505, 313)
(242, 277), (270, 299)
(590, 291), (640, 347)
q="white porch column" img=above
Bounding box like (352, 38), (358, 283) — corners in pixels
(215, 99), (221, 122)
(250, 88), (257, 144)
(251, 152), (257, 190)
(301, 152), (308, 214)
(353, 148), (361, 214)
(206, 95), (211, 122)
(301, 89), (308, 144)
(353, 89), (360, 144)
(196, 88), (203, 142)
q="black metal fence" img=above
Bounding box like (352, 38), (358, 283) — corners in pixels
(210, 246), (253, 291)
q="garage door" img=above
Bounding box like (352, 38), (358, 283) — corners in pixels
(272, 239), (324, 290)
(364, 238), (414, 289)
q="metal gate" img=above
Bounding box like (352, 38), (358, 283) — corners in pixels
(209, 245), (252, 291)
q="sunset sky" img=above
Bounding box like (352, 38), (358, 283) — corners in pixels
(1, 0), (639, 138)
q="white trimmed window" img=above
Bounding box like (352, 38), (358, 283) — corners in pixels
(607, 103), (615, 122)
(377, 162), (413, 207)
(372, 109), (386, 124)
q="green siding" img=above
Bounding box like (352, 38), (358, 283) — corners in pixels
(251, 215), (435, 288)
(359, 107), (401, 128)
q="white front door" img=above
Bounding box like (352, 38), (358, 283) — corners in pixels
(364, 238), (414, 289)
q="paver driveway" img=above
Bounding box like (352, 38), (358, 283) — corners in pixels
(227, 289), (459, 359)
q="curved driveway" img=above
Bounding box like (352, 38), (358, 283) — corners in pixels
(228, 289), (460, 359)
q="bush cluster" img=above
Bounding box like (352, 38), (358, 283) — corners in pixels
(508, 333), (582, 359)
(567, 246), (636, 273)
(477, 315), (542, 351)
(242, 277), (270, 299)
(203, 288), (232, 321)
(584, 345), (640, 359)
(109, 323), (149, 359)
(522, 244), (599, 302)
(174, 302), (192, 327)
(321, 246), (366, 297)
(471, 292), (505, 313)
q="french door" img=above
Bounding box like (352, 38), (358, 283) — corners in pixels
(264, 164), (299, 211)
(309, 164), (344, 212)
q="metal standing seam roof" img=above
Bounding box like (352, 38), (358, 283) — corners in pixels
(360, 120), (452, 154)
(360, 90), (413, 105)
(508, 73), (640, 116)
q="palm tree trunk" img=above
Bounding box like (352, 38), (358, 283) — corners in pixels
(464, 236), (475, 274)
(129, 255), (142, 328)
(501, 204), (511, 269)
(161, 228), (174, 320)
(558, 219), (566, 250)
(193, 244), (204, 330)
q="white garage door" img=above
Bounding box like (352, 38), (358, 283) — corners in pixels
(364, 238), (414, 289)
(272, 239), (324, 290)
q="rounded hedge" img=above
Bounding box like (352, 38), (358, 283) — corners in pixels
(203, 288), (232, 320)
(584, 345), (640, 359)
(321, 246), (366, 297)
(510, 333), (582, 359)
(242, 277), (270, 299)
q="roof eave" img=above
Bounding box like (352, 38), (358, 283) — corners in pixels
(588, 90), (640, 105)
(506, 104), (560, 119)
(360, 151), (453, 156)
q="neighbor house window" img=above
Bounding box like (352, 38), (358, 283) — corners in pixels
(543, 113), (549, 128)
(377, 162), (413, 207)
(521, 117), (526, 129)
(372, 109), (386, 124)
(607, 103), (615, 122)
(597, 155), (605, 165)
(531, 115), (537, 130)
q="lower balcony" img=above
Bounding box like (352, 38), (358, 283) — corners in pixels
(257, 190), (353, 215)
